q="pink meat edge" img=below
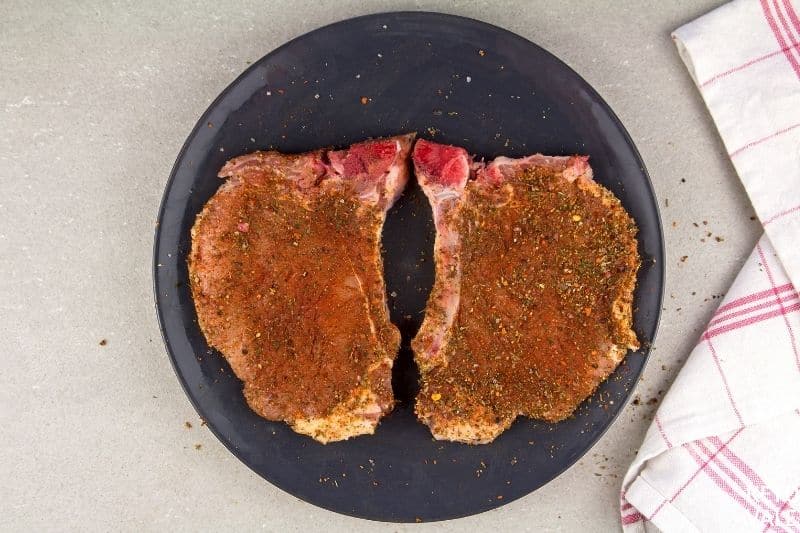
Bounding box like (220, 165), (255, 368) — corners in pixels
(412, 139), (471, 190)
(411, 140), (471, 367)
(477, 153), (592, 185)
(327, 134), (415, 209)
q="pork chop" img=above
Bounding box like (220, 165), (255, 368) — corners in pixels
(189, 134), (414, 443)
(412, 140), (640, 444)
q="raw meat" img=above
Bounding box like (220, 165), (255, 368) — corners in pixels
(190, 134), (414, 443)
(412, 140), (640, 444)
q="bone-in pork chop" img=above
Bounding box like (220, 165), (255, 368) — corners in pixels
(412, 140), (639, 444)
(189, 134), (414, 443)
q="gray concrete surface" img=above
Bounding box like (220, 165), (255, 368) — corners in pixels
(1, 1), (759, 531)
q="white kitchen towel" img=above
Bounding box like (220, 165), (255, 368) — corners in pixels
(621, 1), (800, 531)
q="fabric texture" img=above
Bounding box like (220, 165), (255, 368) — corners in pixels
(621, 0), (800, 531)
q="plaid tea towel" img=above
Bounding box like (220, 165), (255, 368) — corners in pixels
(621, 1), (800, 531)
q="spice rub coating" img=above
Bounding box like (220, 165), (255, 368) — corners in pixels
(412, 141), (640, 444)
(189, 134), (414, 443)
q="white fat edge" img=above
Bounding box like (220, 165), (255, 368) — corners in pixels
(379, 140), (407, 206)
(372, 140), (406, 323)
(292, 388), (382, 443)
(427, 416), (510, 444)
(416, 174), (465, 363)
(432, 187), (461, 203)
(490, 153), (591, 178)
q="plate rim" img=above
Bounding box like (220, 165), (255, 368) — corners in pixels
(153, 10), (665, 522)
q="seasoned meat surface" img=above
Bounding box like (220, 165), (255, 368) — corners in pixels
(189, 134), (414, 443)
(412, 140), (640, 444)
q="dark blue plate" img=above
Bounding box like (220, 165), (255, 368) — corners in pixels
(154, 12), (664, 522)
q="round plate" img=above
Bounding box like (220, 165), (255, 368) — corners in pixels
(154, 12), (664, 522)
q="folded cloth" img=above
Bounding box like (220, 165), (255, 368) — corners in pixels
(621, 1), (800, 531)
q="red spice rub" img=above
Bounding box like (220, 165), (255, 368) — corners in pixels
(413, 142), (640, 444)
(189, 135), (414, 443)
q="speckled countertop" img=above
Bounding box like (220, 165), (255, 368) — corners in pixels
(1, 1), (760, 531)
